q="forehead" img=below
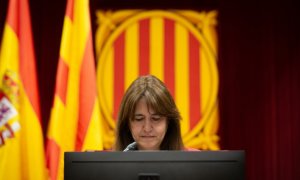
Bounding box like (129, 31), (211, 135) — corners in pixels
(134, 97), (156, 113)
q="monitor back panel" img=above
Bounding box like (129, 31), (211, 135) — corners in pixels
(64, 151), (245, 180)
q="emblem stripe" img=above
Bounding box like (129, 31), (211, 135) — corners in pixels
(125, 23), (139, 89)
(150, 17), (164, 80)
(175, 23), (190, 134)
(188, 33), (201, 130)
(106, 49), (114, 118)
(164, 18), (175, 97)
(139, 19), (150, 75)
(113, 32), (125, 120)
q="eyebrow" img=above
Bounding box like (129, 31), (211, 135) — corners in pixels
(134, 113), (161, 116)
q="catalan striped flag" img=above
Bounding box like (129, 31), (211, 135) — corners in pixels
(0, 0), (47, 179)
(46, 0), (103, 179)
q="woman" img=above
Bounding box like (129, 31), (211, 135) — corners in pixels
(114, 75), (184, 151)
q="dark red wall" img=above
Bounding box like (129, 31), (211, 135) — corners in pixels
(218, 1), (300, 179)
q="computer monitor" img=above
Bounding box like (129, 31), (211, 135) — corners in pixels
(64, 151), (245, 180)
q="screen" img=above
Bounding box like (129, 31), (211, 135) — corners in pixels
(64, 151), (245, 180)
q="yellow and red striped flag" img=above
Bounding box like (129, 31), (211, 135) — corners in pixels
(0, 0), (47, 179)
(46, 0), (103, 179)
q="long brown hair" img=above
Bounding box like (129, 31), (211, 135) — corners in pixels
(114, 75), (184, 151)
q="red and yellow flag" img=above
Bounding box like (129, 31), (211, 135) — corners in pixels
(46, 0), (103, 179)
(0, 0), (47, 179)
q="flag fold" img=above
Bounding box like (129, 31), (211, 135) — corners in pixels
(0, 0), (47, 179)
(46, 0), (103, 179)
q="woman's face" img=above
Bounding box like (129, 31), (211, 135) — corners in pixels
(129, 97), (167, 150)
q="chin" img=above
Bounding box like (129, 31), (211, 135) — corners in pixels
(138, 143), (159, 150)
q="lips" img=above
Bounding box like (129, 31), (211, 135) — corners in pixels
(140, 135), (155, 138)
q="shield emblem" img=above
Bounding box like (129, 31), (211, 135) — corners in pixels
(96, 10), (219, 150)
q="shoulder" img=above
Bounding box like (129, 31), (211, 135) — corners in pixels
(184, 147), (200, 151)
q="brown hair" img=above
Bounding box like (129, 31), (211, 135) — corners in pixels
(114, 75), (184, 151)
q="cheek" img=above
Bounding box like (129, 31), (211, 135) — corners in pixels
(157, 121), (168, 136)
(129, 122), (139, 137)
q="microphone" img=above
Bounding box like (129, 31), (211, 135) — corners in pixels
(123, 142), (137, 151)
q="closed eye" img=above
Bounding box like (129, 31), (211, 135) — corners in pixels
(151, 115), (162, 121)
(133, 115), (144, 121)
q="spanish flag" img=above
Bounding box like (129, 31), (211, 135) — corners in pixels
(46, 0), (103, 179)
(0, 0), (47, 179)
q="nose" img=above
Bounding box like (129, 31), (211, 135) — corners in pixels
(143, 119), (152, 132)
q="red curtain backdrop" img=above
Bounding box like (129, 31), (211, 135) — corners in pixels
(218, 1), (300, 179)
(1, 0), (299, 179)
